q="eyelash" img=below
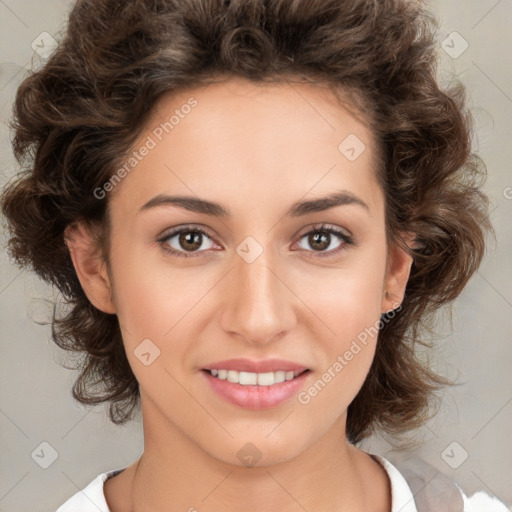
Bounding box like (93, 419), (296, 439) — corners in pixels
(157, 223), (355, 259)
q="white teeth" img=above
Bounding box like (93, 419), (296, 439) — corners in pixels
(273, 371), (286, 384)
(208, 369), (304, 386)
(227, 370), (239, 383)
(240, 371), (258, 385)
(257, 372), (275, 386)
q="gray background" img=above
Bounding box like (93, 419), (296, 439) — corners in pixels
(1, 0), (511, 510)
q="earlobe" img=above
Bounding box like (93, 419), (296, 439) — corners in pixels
(381, 232), (415, 314)
(64, 222), (117, 314)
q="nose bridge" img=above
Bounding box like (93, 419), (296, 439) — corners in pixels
(220, 236), (295, 343)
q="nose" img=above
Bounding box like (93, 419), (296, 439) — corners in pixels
(219, 242), (297, 346)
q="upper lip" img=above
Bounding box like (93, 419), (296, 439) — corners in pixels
(202, 358), (309, 373)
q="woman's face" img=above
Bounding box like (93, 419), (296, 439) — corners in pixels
(72, 76), (411, 465)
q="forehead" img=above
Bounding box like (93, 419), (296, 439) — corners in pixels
(109, 76), (383, 218)
(151, 75), (373, 143)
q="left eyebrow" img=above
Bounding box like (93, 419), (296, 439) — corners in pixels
(138, 189), (370, 218)
(287, 190), (370, 216)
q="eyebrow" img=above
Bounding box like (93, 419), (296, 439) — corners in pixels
(138, 190), (370, 218)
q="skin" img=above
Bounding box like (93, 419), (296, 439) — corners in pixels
(65, 75), (413, 512)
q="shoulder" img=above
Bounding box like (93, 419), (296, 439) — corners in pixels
(372, 453), (510, 512)
(459, 488), (511, 512)
(55, 468), (126, 512)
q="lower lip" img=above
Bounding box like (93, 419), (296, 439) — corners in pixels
(201, 370), (311, 410)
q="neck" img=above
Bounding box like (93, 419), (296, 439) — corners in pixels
(126, 399), (390, 512)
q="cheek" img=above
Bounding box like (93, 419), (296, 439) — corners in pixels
(297, 285), (383, 425)
(108, 251), (201, 402)
(296, 249), (386, 342)
(109, 243), (199, 336)
(294, 250), (386, 408)
(108, 247), (216, 387)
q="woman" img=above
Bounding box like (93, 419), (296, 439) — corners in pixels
(1, 0), (508, 510)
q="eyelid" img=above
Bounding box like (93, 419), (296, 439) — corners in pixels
(158, 223), (217, 242)
(294, 222), (353, 240)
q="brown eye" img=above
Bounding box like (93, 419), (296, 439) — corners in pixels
(295, 224), (355, 257)
(178, 231), (204, 251)
(307, 231), (331, 251)
(158, 226), (217, 258)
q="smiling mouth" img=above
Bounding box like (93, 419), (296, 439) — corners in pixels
(202, 368), (310, 386)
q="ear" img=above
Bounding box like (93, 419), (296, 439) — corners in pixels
(381, 231), (415, 314)
(63, 221), (117, 314)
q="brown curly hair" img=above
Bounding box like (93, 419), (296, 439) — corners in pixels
(0, 0), (493, 446)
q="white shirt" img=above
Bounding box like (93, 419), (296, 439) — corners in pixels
(55, 454), (510, 512)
